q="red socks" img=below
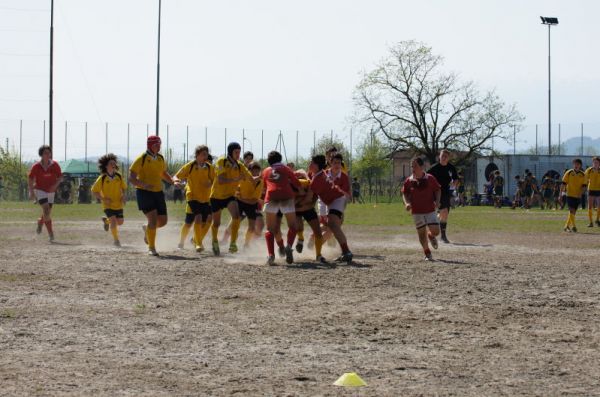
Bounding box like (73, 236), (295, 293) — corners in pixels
(265, 231), (275, 256)
(44, 220), (53, 233)
(286, 227), (297, 247)
(37, 217), (44, 226)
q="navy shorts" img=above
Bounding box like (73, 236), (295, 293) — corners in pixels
(589, 190), (600, 197)
(297, 208), (318, 222)
(237, 200), (258, 220)
(566, 196), (581, 210)
(136, 189), (167, 216)
(210, 196), (236, 213)
(439, 190), (452, 210)
(185, 200), (211, 224)
(104, 208), (124, 219)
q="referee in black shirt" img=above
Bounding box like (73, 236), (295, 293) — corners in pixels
(427, 149), (458, 243)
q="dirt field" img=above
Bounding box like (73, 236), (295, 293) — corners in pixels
(2, 213), (600, 396)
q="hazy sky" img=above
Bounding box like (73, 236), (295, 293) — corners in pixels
(1, 0), (599, 158)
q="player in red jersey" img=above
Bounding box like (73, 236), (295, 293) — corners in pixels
(402, 157), (442, 261)
(321, 153), (350, 245)
(27, 145), (63, 242)
(308, 154), (353, 263)
(262, 151), (301, 265)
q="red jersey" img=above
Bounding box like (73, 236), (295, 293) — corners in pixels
(327, 170), (350, 194)
(262, 163), (301, 202)
(28, 160), (62, 192)
(310, 170), (346, 205)
(402, 173), (441, 214)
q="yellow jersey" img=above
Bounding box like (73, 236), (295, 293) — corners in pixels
(585, 167), (600, 191)
(129, 152), (166, 192)
(91, 172), (127, 210)
(211, 157), (252, 200)
(237, 177), (263, 203)
(175, 161), (214, 203)
(562, 168), (586, 198)
(295, 178), (316, 211)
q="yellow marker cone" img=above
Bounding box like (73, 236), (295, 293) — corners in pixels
(333, 372), (367, 387)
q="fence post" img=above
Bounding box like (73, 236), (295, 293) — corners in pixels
(581, 123), (584, 156)
(43, 120), (46, 145)
(64, 120), (67, 161)
(19, 120), (23, 200)
(186, 125), (189, 161)
(205, 126), (207, 145)
(558, 123), (561, 155)
(513, 125), (516, 156)
(224, 128), (227, 154)
(105, 122), (108, 154)
(146, 123), (149, 137)
(242, 128), (245, 153)
(313, 130), (316, 155)
(535, 124), (538, 155)
(261, 129), (264, 161)
(330, 129), (333, 144)
(127, 123), (130, 175)
(166, 124), (170, 165)
(85, 122), (88, 172)
(295, 130), (298, 164)
(349, 128), (353, 173)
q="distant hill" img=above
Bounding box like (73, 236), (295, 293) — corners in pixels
(560, 136), (600, 155)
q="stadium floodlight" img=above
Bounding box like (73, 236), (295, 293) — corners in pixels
(540, 16), (558, 155)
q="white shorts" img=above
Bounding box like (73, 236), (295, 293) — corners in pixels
(412, 211), (439, 229)
(318, 198), (327, 216)
(326, 196), (347, 215)
(35, 189), (55, 205)
(264, 198), (296, 215)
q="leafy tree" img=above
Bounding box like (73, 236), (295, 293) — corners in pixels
(352, 134), (392, 202)
(0, 147), (28, 201)
(354, 41), (523, 164)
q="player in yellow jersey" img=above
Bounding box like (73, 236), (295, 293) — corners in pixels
(561, 158), (587, 233)
(585, 157), (600, 227)
(235, 161), (264, 247)
(173, 145), (215, 252)
(91, 153), (127, 247)
(210, 142), (253, 255)
(129, 135), (175, 256)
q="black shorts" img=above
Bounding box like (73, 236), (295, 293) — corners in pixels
(104, 208), (124, 219)
(237, 200), (258, 220)
(494, 186), (503, 197)
(524, 187), (533, 197)
(136, 189), (167, 216)
(210, 196), (236, 213)
(276, 210), (283, 219)
(439, 190), (452, 210)
(589, 190), (600, 197)
(566, 196), (581, 210)
(185, 200), (211, 224)
(543, 190), (554, 199)
(296, 208), (318, 222)
(352, 190), (360, 198)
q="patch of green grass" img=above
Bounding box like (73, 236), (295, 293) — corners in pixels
(1, 200), (595, 235)
(134, 303), (147, 315)
(1, 308), (17, 318)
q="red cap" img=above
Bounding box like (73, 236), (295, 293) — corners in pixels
(147, 135), (161, 152)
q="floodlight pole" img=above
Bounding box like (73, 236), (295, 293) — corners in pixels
(49, 0), (54, 150)
(547, 23), (552, 155)
(155, 0), (162, 136)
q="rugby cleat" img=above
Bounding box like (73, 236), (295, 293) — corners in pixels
(563, 226), (571, 233)
(285, 246), (294, 264)
(316, 255), (328, 264)
(441, 235), (450, 244)
(142, 225), (148, 244)
(229, 243), (238, 254)
(336, 251), (353, 263)
(596, 220), (600, 227)
(102, 217), (109, 232)
(177, 243), (185, 250)
(278, 245), (286, 258)
(295, 240), (304, 253)
(212, 241), (220, 256)
(572, 226), (578, 233)
(113, 240), (121, 247)
(48, 233), (55, 243)
(148, 248), (159, 256)
(266, 255), (276, 266)
(588, 222), (594, 228)
(424, 252), (434, 261)
(195, 244), (204, 253)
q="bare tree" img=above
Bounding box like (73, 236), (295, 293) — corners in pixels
(353, 41), (523, 163)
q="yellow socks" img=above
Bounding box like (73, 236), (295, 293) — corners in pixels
(110, 225), (119, 241)
(199, 222), (211, 242)
(230, 218), (241, 244)
(147, 227), (157, 249)
(180, 223), (192, 244)
(315, 235), (323, 257)
(211, 224), (219, 242)
(297, 229), (304, 241)
(588, 208), (593, 223)
(565, 213), (575, 228)
(193, 223), (202, 247)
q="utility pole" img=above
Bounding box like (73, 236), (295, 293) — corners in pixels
(49, 0), (54, 150)
(155, 0), (162, 136)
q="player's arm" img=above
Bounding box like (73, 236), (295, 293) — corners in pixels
(128, 171), (151, 190)
(49, 168), (63, 193)
(27, 172), (35, 201)
(402, 190), (411, 211)
(91, 177), (110, 205)
(172, 165), (188, 186)
(434, 188), (441, 209)
(161, 170), (174, 185)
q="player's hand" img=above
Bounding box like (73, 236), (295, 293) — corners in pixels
(29, 191), (36, 202)
(121, 197), (127, 205)
(405, 203), (412, 212)
(142, 183), (152, 190)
